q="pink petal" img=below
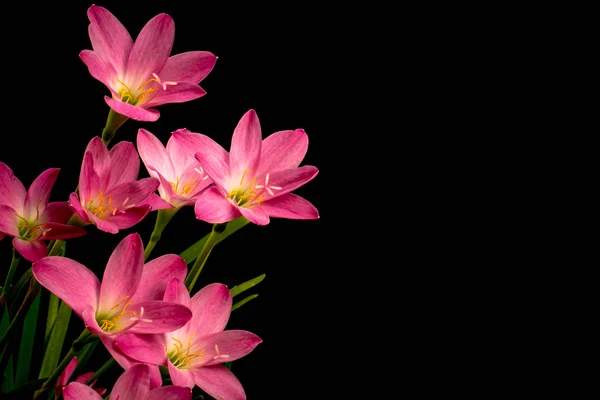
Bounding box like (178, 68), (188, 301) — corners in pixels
(105, 96), (160, 122)
(111, 364), (151, 400)
(32, 256), (100, 318)
(230, 109), (262, 179)
(257, 166), (319, 202)
(137, 129), (175, 180)
(79, 50), (119, 96)
(163, 278), (191, 309)
(13, 238), (47, 262)
(68, 193), (91, 224)
(99, 233), (144, 311)
(38, 222), (86, 240)
(0, 233), (4, 240)
(79, 152), (100, 202)
(142, 83), (206, 108)
(193, 365), (246, 400)
(106, 206), (152, 230)
(124, 301), (192, 334)
(0, 205), (18, 237)
(168, 361), (195, 389)
(84, 137), (110, 190)
(41, 202), (74, 224)
(115, 333), (167, 365)
(139, 192), (174, 210)
(171, 129), (229, 189)
(148, 168), (177, 203)
(191, 330), (262, 367)
(87, 5), (133, 76)
(63, 382), (103, 400)
(159, 51), (217, 84)
(0, 162), (26, 210)
(88, 212), (119, 233)
(75, 372), (94, 384)
(130, 255), (188, 303)
(258, 193), (319, 220)
(23, 168), (59, 220)
(108, 141), (140, 187)
(126, 14), (174, 86)
(189, 283), (231, 338)
(257, 129), (309, 176)
(194, 187), (241, 224)
(149, 386), (192, 400)
(239, 206), (270, 226)
(167, 130), (202, 176)
(57, 356), (78, 388)
(104, 178), (160, 210)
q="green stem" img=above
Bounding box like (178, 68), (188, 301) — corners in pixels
(1, 248), (20, 304)
(144, 207), (179, 261)
(101, 108), (129, 146)
(44, 239), (65, 348)
(185, 223), (226, 292)
(0, 278), (40, 358)
(85, 357), (116, 385)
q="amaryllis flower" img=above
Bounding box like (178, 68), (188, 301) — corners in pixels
(63, 364), (191, 400)
(0, 162), (86, 261)
(116, 280), (261, 400)
(32, 233), (191, 385)
(172, 109), (319, 226)
(69, 137), (159, 234)
(80, 5), (217, 122)
(55, 356), (106, 398)
(137, 128), (212, 209)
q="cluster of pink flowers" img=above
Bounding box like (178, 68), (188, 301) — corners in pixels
(0, 5), (318, 399)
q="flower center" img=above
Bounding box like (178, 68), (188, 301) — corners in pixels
(168, 334), (205, 369)
(115, 73), (177, 106)
(96, 296), (137, 333)
(86, 193), (131, 218)
(15, 202), (47, 240)
(169, 177), (196, 196)
(229, 171), (281, 207)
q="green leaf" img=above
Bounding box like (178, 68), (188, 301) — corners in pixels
(38, 302), (71, 379)
(1, 378), (46, 399)
(1, 353), (14, 393)
(7, 268), (32, 318)
(44, 294), (59, 350)
(15, 292), (40, 386)
(180, 217), (250, 264)
(231, 294), (259, 312)
(230, 274), (265, 298)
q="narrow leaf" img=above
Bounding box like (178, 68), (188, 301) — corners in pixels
(44, 294), (59, 350)
(230, 274), (266, 298)
(180, 217), (250, 264)
(1, 377), (46, 399)
(15, 292), (40, 386)
(38, 302), (71, 379)
(1, 353), (14, 392)
(231, 294), (259, 312)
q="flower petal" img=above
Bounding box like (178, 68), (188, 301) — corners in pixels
(108, 141), (140, 187)
(68, 193), (91, 224)
(239, 206), (270, 226)
(13, 238), (48, 262)
(104, 178), (160, 210)
(191, 330), (262, 367)
(139, 192), (174, 210)
(111, 364), (151, 400)
(32, 256), (100, 319)
(79, 151), (101, 202)
(99, 233), (144, 311)
(194, 187), (241, 224)
(149, 386), (192, 400)
(41, 202), (74, 224)
(39, 222), (87, 241)
(163, 278), (191, 309)
(84, 137), (111, 191)
(159, 51), (217, 84)
(230, 109), (262, 179)
(168, 360), (195, 389)
(142, 83), (206, 108)
(88, 212), (119, 233)
(193, 365), (246, 400)
(0, 162), (26, 210)
(105, 206), (152, 230)
(129, 255), (188, 303)
(167, 129), (205, 177)
(79, 50), (119, 96)
(189, 283), (231, 338)
(64, 382), (103, 400)
(23, 168), (59, 220)
(257, 129), (309, 175)
(126, 14), (174, 85)
(57, 356), (78, 389)
(115, 333), (167, 365)
(124, 301), (192, 334)
(99, 335), (135, 369)
(257, 166), (319, 202)
(257, 193), (319, 220)
(87, 5), (133, 76)
(137, 129), (175, 180)
(0, 205), (18, 237)
(105, 96), (160, 122)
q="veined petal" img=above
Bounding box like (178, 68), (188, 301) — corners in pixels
(194, 187), (241, 224)
(88, 211), (119, 233)
(239, 207), (270, 226)
(99, 233), (144, 312)
(68, 193), (91, 224)
(0, 205), (18, 237)
(104, 178), (159, 209)
(149, 386), (192, 400)
(256, 166), (319, 202)
(84, 137), (110, 189)
(130, 256), (187, 303)
(80, 151), (101, 202)
(230, 109), (262, 179)
(191, 330), (262, 367)
(111, 364), (151, 400)
(167, 130), (201, 176)
(257, 129), (309, 175)
(258, 193), (319, 220)
(38, 222), (86, 241)
(64, 382), (103, 400)
(41, 202), (74, 224)
(105, 205), (152, 230)
(99, 335), (136, 370)
(124, 301), (192, 334)
(163, 278), (191, 310)
(126, 14), (174, 85)
(57, 357), (78, 391)
(159, 51), (217, 84)
(108, 141), (140, 188)
(142, 83), (206, 108)
(115, 334), (167, 365)
(193, 365), (246, 400)
(13, 238), (47, 262)
(105, 96), (160, 122)
(168, 361), (195, 389)
(23, 168), (59, 220)
(137, 129), (175, 180)
(87, 5), (133, 76)
(0, 162), (26, 210)
(189, 283), (231, 338)
(32, 256), (100, 319)
(139, 192), (174, 210)
(79, 50), (119, 96)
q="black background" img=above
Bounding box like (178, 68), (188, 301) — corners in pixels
(1, 1), (343, 398)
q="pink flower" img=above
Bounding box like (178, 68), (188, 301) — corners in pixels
(80, 5), (217, 122)
(137, 128), (212, 209)
(69, 137), (159, 234)
(172, 109), (319, 226)
(0, 162), (86, 262)
(116, 280), (261, 400)
(63, 364), (191, 400)
(55, 356), (106, 398)
(32, 233), (191, 385)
